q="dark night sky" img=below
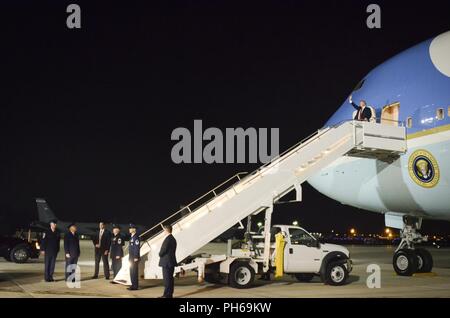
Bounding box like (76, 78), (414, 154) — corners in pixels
(1, 0), (450, 234)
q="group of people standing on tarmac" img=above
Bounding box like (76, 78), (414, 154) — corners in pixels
(40, 220), (80, 282)
(40, 220), (177, 298)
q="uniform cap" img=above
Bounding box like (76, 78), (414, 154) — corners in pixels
(67, 222), (76, 229)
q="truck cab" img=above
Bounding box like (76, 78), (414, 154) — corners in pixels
(271, 225), (352, 285)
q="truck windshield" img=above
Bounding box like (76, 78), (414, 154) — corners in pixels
(289, 228), (316, 245)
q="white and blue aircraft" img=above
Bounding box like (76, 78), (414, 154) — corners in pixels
(308, 30), (450, 276)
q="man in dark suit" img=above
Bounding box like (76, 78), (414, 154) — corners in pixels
(40, 219), (60, 282)
(349, 95), (372, 122)
(64, 223), (80, 282)
(92, 221), (111, 280)
(158, 224), (177, 298)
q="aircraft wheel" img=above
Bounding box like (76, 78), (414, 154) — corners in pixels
(393, 249), (417, 276)
(415, 248), (433, 273)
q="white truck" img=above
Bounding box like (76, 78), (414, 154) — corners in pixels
(174, 221), (352, 288)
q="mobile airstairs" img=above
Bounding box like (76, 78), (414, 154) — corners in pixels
(113, 120), (407, 286)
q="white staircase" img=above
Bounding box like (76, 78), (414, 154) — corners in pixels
(113, 120), (406, 284)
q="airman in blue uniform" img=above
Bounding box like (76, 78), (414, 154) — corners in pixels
(128, 223), (140, 290)
(110, 224), (124, 278)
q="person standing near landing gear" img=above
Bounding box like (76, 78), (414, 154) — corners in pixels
(110, 224), (124, 279)
(128, 223), (140, 291)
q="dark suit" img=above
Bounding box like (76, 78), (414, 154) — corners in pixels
(159, 234), (177, 298)
(351, 102), (372, 121)
(41, 229), (60, 281)
(92, 229), (111, 278)
(64, 231), (80, 281)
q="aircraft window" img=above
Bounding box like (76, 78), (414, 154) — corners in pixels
(406, 117), (412, 128)
(289, 228), (315, 246)
(352, 79), (365, 92)
(437, 108), (444, 120)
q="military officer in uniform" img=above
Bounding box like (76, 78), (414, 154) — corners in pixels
(110, 224), (124, 278)
(41, 219), (60, 282)
(128, 223), (140, 291)
(64, 223), (80, 282)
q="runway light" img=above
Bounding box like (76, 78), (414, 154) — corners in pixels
(350, 228), (356, 235)
(385, 228), (391, 234)
(292, 220), (299, 226)
(388, 233), (393, 238)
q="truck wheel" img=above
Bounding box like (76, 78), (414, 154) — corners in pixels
(393, 249), (417, 276)
(415, 248), (433, 273)
(294, 273), (314, 282)
(324, 261), (348, 286)
(229, 262), (255, 289)
(10, 244), (30, 263)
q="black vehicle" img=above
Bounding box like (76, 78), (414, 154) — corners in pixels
(0, 235), (40, 263)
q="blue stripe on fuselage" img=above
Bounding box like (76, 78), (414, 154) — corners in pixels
(325, 37), (450, 135)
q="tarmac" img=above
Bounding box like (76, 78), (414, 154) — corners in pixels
(1, 241), (449, 298)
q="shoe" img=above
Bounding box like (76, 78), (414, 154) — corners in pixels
(105, 277), (110, 280)
(127, 287), (138, 291)
(91, 276), (98, 279)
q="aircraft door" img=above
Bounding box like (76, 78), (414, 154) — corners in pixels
(381, 102), (400, 126)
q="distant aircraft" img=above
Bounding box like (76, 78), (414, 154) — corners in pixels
(31, 198), (147, 238)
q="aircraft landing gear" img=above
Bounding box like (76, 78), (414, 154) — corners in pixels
(392, 216), (433, 276)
